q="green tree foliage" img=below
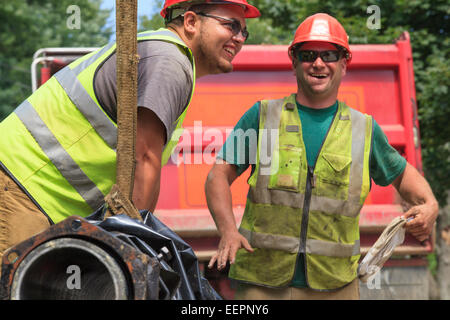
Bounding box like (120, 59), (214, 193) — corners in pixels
(139, 0), (164, 31)
(1, 0), (448, 205)
(250, 0), (449, 205)
(139, 14), (165, 32)
(0, 0), (112, 119)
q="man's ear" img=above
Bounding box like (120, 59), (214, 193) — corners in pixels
(183, 11), (199, 36)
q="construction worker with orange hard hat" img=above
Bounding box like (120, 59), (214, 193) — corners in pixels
(205, 13), (438, 299)
(0, 0), (261, 262)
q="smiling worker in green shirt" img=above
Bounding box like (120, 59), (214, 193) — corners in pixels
(205, 13), (438, 300)
(214, 99), (406, 289)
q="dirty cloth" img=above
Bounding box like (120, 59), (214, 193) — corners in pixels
(358, 216), (407, 283)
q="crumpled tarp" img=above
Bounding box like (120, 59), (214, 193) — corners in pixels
(358, 216), (407, 283)
(86, 207), (222, 300)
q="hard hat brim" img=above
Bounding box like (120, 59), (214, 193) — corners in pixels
(241, 3), (260, 18)
(161, 0), (260, 19)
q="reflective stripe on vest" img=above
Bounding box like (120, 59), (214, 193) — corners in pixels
(239, 227), (360, 257)
(14, 100), (105, 210)
(0, 28), (194, 223)
(229, 94), (373, 290)
(54, 67), (117, 149)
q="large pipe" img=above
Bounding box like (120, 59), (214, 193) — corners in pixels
(1, 216), (159, 300)
(10, 238), (129, 300)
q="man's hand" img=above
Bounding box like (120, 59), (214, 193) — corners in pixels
(393, 162), (439, 243)
(403, 204), (438, 242)
(208, 230), (253, 271)
(205, 162), (254, 270)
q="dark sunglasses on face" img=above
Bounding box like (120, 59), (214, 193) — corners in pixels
(296, 50), (342, 63)
(196, 12), (249, 41)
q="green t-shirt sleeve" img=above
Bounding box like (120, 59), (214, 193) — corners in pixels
(216, 102), (260, 176)
(370, 119), (407, 186)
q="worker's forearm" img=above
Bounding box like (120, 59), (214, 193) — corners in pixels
(394, 162), (439, 241)
(394, 163), (438, 209)
(133, 108), (165, 212)
(206, 166), (254, 270)
(205, 171), (238, 236)
(132, 157), (161, 212)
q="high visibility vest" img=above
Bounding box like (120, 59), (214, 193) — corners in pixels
(229, 94), (373, 290)
(0, 28), (195, 224)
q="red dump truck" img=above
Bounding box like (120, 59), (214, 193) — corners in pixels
(31, 31), (432, 299)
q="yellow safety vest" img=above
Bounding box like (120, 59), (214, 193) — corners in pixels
(229, 94), (373, 290)
(0, 28), (195, 224)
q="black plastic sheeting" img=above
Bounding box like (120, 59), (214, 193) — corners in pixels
(87, 207), (222, 300)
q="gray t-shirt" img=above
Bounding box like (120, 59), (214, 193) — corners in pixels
(94, 40), (194, 145)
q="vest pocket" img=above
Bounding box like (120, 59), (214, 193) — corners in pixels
(320, 152), (352, 186)
(268, 144), (302, 192)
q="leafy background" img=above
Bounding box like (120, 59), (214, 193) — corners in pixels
(0, 0), (447, 207)
(1, 1), (449, 207)
(0, 0), (448, 296)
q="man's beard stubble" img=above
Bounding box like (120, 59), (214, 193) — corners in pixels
(197, 27), (234, 75)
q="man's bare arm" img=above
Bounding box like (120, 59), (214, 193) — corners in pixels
(205, 161), (253, 270)
(132, 107), (166, 212)
(392, 162), (439, 242)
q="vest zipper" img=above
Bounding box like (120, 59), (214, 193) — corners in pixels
(300, 166), (314, 253)
(299, 104), (339, 289)
(295, 165), (314, 288)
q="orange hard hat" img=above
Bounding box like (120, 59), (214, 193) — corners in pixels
(288, 13), (352, 63)
(161, 0), (260, 20)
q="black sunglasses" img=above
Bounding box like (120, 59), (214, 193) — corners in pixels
(296, 50), (342, 63)
(196, 12), (249, 41)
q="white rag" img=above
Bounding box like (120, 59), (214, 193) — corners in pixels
(358, 216), (407, 283)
